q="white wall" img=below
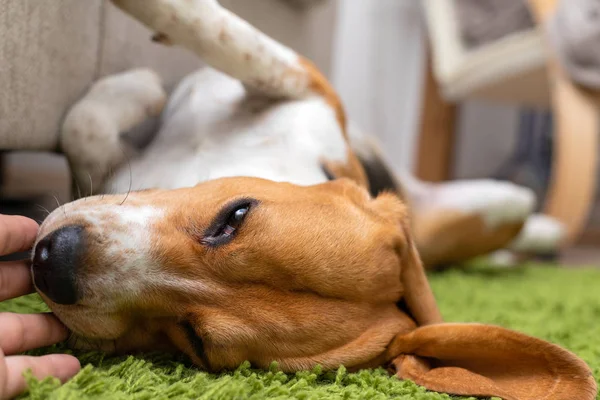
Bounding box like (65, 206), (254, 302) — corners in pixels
(329, 0), (520, 179)
(331, 0), (425, 173)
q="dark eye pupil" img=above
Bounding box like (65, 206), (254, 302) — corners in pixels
(233, 207), (248, 221)
(201, 200), (256, 247)
(218, 206), (249, 237)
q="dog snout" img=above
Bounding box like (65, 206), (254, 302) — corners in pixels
(32, 225), (84, 305)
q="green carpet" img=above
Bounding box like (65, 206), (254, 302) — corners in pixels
(2, 264), (600, 399)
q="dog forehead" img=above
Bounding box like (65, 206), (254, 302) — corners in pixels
(165, 178), (352, 210)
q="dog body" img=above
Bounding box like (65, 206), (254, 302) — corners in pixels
(32, 1), (595, 399)
(105, 68), (348, 193)
(43, 0), (421, 370)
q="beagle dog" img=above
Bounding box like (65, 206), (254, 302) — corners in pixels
(31, 1), (595, 399)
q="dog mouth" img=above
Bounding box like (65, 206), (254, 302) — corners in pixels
(66, 332), (119, 352)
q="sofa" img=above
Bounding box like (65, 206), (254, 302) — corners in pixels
(0, 0), (334, 207)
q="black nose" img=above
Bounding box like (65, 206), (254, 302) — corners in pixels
(32, 225), (84, 305)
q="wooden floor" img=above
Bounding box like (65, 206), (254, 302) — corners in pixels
(560, 246), (600, 267)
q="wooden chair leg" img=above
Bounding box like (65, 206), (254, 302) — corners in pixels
(543, 68), (599, 244)
(526, 0), (559, 21)
(415, 53), (457, 182)
(527, 0), (599, 245)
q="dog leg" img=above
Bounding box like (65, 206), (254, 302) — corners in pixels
(402, 174), (537, 267)
(347, 123), (546, 267)
(505, 213), (565, 255)
(111, 0), (347, 129)
(111, 0), (371, 186)
(112, 0), (317, 100)
(61, 69), (166, 197)
(488, 213), (565, 266)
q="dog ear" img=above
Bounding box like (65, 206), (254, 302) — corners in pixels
(383, 323), (597, 400)
(369, 192), (442, 326)
(398, 229), (443, 326)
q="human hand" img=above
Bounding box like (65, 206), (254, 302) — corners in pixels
(0, 214), (80, 399)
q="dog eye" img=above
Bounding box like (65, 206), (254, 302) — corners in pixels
(201, 199), (255, 247)
(222, 205), (249, 235)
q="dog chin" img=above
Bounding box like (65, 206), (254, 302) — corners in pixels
(48, 302), (130, 342)
(66, 334), (122, 352)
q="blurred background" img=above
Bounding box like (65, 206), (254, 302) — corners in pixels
(1, 0), (599, 263)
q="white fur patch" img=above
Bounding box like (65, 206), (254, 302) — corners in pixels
(433, 180), (535, 228)
(488, 249), (519, 268)
(401, 176), (536, 229)
(89, 205), (159, 300)
(105, 69), (348, 193)
(113, 0), (309, 99)
(96, 205), (160, 265)
(508, 213), (565, 254)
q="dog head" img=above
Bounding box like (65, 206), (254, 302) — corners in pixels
(32, 177), (440, 370)
(31, 176), (596, 399)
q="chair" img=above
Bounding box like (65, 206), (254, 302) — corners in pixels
(419, 0), (599, 245)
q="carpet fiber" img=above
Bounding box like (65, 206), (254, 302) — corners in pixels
(2, 264), (599, 399)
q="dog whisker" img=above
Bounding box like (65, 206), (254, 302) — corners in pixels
(35, 203), (51, 217)
(75, 180), (83, 200)
(119, 145), (133, 206)
(52, 194), (67, 218)
(119, 159), (133, 206)
(87, 172), (94, 197)
(66, 331), (79, 349)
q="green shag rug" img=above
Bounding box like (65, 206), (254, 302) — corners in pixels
(2, 264), (600, 400)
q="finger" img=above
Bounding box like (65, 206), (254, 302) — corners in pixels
(3, 354), (80, 398)
(0, 215), (39, 256)
(0, 260), (34, 301)
(0, 313), (68, 355)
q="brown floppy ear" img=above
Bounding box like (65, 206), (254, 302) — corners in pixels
(398, 219), (442, 326)
(384, 323), (597, 400)
(371, 193), (442, 326)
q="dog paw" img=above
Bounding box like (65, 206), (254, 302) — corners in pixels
(61, 68), (167, 195)
(488, 249), (520, 268)
(508, 213), (565, 254)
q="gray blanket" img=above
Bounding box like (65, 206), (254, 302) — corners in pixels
(454, 0), (534, 49)
(549, 0), (600, 89)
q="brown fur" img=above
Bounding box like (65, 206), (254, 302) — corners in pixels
(412, 209), (525, 267)
(38, 178), (596, 399)
(322, 150), (370, 190)
(300, 57), (347, 135)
